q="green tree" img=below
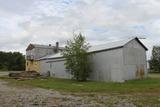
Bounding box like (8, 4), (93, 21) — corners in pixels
(149, 59), (160, 72)
(62, 33), (92, 81)
(149, 46), (160, 72)
(0, 51), (25, 71)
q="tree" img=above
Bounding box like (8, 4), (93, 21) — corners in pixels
(149, 59), (160, 71)
(149, 46), (160, 72)
(62, 33), (92, 81)
(0, 51), (25, 71)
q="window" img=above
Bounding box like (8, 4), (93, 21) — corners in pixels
(27, 62), (29, 66)
(50, 63), (52, 68)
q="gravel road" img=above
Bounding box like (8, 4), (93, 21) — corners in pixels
(0, 80), (136, 107)
(0, 72), (9, 77)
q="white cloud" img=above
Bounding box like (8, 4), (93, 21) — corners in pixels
(0, 0), (160, 59)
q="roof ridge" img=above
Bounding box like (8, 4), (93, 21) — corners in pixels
(91, 37), (135, 47)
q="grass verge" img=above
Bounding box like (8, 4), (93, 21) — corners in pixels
(0, 73), (160, 93)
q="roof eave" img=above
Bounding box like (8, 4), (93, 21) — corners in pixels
(135, 37), (148, 51)
(88, 46), (124, 54)
(38, 56), (64, 61)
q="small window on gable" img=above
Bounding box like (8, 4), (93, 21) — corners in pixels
(50, 63), (52, 68)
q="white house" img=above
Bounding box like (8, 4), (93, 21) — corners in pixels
(38, 37), (148, 82)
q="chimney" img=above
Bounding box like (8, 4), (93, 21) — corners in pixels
(55, 42), (59, 53)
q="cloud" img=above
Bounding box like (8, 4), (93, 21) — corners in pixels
(0, 0), (160, 59)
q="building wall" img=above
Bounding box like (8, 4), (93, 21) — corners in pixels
(40, 48), (124, 82)
(89, 48), (124, 82)
(39, 60), (49, 75)
(39, 59), (72, 78)
(26, 47), (56, 72)
(26, 60), (40, 72)
(123, 39), (147, 80)
(26, 48), (55, 60)
(34, 47), (55, 59)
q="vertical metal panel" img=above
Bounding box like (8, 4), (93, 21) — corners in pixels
(89, 48), (124, 82)
(123, 39), (147, 80)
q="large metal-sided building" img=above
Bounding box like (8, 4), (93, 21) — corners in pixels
(37, 37), (148, 82)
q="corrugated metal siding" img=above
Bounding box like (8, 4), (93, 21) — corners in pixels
(40, 59), (72, 79)
(89, 48), (124, 82)
(123, 39), (147, 80)
(40, 48), (124, 82)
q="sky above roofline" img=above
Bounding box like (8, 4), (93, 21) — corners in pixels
(0, 0), (160, 59)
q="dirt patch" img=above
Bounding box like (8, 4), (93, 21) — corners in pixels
(0, 80), (137, 107)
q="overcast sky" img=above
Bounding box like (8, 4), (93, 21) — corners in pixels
(0, 0), (160, 59)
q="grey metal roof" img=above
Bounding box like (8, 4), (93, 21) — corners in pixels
(39, 37), (147, 60)
(88, 37), (132, 53)
(32, 44), (65, 49)
(32, 44), (54, 48)
(26, 43), (65, 51)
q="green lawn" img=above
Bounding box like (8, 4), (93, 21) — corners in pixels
(1, 73), (160, 93)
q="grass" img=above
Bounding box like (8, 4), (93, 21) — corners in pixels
(0, 70), (9, 72)
(0, 73), (160, 93)
(1, 73), (160, 106)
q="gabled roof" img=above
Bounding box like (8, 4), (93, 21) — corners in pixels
(26, 43), (65, 51)
(39, 37), (148, 60)
(88, 37), (148, 53)
(134, 37), (148, 51)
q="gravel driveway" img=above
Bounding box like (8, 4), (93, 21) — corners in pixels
(0, 72), (9, 77)
(0, 80), (136, 107)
